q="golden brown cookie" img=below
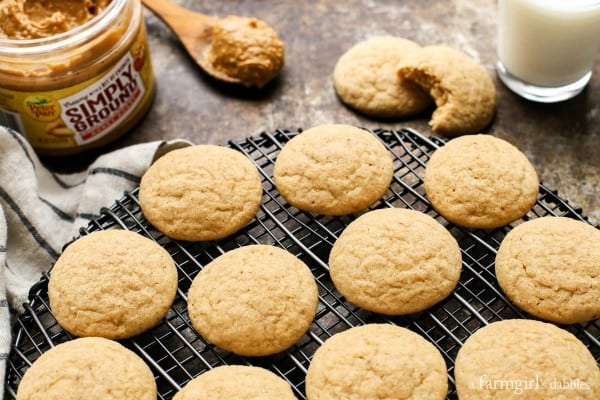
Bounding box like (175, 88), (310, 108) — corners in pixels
(207, 15), (285, 87)
(16, 337), (156, 400)
(455, 319), (600, 399)
(496, 217), (600, 324)
(333, 36), (432, 118)
(424, 134), (539, 229)
(329, 208), (461, 315)
(173, 365), (296, 400)
(305, 324), (448, 400)
(397, 45), (496, 135)
(273, 124), (394, 215)
(48, 230), (178, 339)
(187, 245), (318, 356)
(139, 145), (263, 241)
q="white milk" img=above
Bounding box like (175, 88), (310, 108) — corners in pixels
(498, 0), (600, 87)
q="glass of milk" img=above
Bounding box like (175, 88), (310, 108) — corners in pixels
(497, 0), (600, 102)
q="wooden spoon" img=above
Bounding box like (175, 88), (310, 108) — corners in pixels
(141, 0), (242, 84)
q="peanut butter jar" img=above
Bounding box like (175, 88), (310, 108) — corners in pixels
(0, 0), (155, 156)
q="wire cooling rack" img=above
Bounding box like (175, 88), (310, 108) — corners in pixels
(5, 128), (600, 399)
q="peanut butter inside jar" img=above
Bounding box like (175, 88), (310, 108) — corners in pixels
(0, 0), (155, 156)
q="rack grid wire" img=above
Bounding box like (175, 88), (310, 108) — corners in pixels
(5, 128), (600, 399)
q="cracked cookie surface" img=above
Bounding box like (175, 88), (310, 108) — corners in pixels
(397, 45), (496, 135)
(424, 134), (539, 229)
(173, 365), (296, 400)
(329, 208), (462, 315)
(187, 245), (318, 356)
(305, 324), (448, 400)
(333, 36), (432, 118)
(48, 230), (178, 339)
(139, 145), (263, 241)
(495, 217), (600, 324)
(16, 337), (156, 399)
(455, 319), (600, 399)
(273, 124), (393, 215)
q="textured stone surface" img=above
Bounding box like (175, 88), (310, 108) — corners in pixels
(41, 0), (599, 224)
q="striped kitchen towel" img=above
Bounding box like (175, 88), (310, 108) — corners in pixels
(0, 126), (190, 394)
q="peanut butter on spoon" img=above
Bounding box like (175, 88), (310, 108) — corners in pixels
(142, 0), (284, 87)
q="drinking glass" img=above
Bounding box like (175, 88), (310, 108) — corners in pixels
(497, 0), (600, 102)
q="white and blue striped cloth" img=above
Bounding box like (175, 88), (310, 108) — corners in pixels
(0, 126), (189, 392)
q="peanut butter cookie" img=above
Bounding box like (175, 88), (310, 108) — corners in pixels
(273, 124), (393, 215)
(455, 319), (600, 399)
(306, 324), (448, 400)
(187, 245), (318, 356)
(496, 217), (600, 324)
(397, 45), (496, 135)
(139, 145), (263, 241)
(174, 365), (296, 400)
(16, 337), (156, 399)
(333, 36), (432, 118)
(424, 134), (539, 229)
(48, 230), (177, 339)
(329, 208), (462, 315)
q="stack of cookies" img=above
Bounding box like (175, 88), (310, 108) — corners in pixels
(334, 36), (497, 136)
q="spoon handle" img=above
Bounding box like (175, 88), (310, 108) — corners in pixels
(142, 0), (216, 48)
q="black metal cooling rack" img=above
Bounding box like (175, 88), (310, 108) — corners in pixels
(5, 128), (600, 399)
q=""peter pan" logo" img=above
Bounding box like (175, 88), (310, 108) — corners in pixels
(23, 96), (61, 122)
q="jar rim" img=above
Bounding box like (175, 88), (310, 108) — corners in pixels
(0, 0), (127, 56)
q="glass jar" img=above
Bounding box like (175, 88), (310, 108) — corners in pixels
(0, 0), (155, 156)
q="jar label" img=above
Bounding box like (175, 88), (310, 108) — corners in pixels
(60, 52), (145, 145)
(0, 26), (154, 152)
